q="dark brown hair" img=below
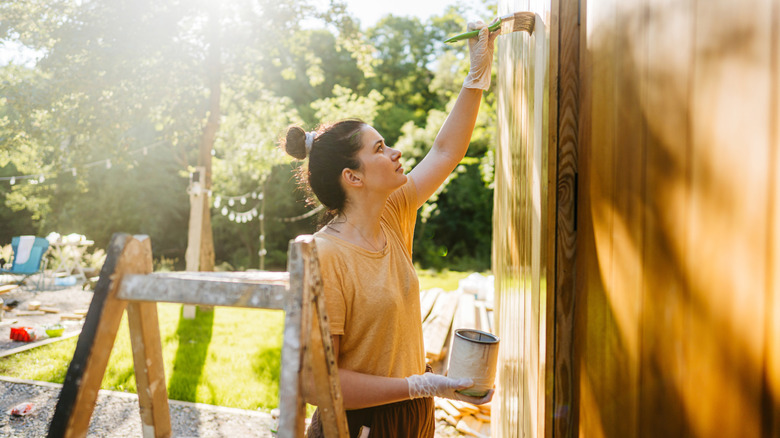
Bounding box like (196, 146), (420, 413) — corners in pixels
(281, 119), (366, 224)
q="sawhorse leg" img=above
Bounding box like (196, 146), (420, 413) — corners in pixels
(48, 234), (171, 438)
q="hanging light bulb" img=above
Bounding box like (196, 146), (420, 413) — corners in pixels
(71, 168), (77, 176)
(143, 147), (148, 155)
(240, 197), (246, 205)
(221, 207), (228, 216)
(228, 198), (234, 206)
(211, 149), (216, 156)
(259, 214), (264, 220)
(9, 176), (15, 185)
(258, 192), (264, 200)
(106, 159), (112, 169)
(39, 175), (45, 183)
(229, 213), (235, 221)
(251, 192), (257, 199)
(214, 196), (221, 208)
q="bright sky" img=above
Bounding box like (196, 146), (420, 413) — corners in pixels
(339, 0), (490, 27)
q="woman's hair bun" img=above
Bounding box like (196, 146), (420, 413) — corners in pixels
(283, 125), (308, 160)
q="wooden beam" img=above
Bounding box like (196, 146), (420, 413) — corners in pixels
(117, 272), (288, 309)
(423, 290), (461, 361)
(277, 238), (308, 437)
(127, 301), (171, 438)
(48, 234), (151, 438)
(550, 0), (580, 436)
(420, 288), (443, 323)
(301, 238), (348, 438)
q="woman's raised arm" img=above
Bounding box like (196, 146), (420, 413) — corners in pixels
(409, 22), (499, 209)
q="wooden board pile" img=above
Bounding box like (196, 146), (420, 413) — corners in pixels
(420, 286), (494, 437)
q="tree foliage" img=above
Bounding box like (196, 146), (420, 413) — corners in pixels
(0, 0), (496, 271)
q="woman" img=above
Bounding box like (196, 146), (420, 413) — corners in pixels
(282, 21), (499, 438)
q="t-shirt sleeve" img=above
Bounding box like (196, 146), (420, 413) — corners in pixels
(383, 176), (419, 254)
(315, 239), (346, 336)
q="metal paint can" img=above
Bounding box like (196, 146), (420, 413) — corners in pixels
(447, 328), (499, 397)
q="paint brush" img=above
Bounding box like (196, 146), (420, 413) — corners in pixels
(444, 11), (536, 43)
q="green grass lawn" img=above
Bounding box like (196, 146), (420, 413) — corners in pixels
(0, 269), (473, 411)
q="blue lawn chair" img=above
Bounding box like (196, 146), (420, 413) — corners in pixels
(0, 236), (50, 292)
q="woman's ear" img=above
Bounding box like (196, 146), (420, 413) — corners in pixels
(342, 168), (363, 188)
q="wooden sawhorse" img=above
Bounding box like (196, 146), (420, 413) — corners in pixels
(47, 233), (347, 438)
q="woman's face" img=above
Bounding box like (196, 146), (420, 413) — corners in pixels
(354, 125), (407, 193)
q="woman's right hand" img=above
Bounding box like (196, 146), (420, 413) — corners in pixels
(406, 372), (494, 405)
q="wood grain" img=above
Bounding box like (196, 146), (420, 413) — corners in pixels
(48, 234), (148, 438)
(550, 0), (579, 434)
(127, 301), (171, 438)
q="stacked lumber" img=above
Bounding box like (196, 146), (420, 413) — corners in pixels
(420, 287), (494, 365)
(420, 276), (495, 436)
(435, 398), (492, 437)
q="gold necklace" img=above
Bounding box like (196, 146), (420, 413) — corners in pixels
(336, 219), (383, 252)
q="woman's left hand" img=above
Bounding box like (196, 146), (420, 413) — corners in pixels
(462, 20), (501, 90)
(405, 372), (494, 405)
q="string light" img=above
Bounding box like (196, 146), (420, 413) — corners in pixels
(1, 140), (164, 185)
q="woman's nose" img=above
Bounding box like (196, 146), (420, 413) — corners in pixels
(389, 147), (401, 160)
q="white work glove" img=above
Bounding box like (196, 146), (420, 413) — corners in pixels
(462, 20), (500, 90)
(406, 372), (494, 405)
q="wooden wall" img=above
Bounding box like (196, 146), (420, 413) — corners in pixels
(493, 1), (554, 437)
(574, 0), (780, 436)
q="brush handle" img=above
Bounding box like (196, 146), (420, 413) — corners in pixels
(444, 20), (501, 43)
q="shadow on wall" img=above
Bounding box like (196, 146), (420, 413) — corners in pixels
(576, 1), (777, 437)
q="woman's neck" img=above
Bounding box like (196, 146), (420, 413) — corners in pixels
(327, 201), (387, 251)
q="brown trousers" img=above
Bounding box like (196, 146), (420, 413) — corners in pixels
(307, 396), (435, 438)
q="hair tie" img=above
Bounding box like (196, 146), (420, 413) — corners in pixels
(304, 131), (317, 154)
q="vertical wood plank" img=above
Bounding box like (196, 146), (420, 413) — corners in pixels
(278, 239), (306, 437)
(551, 0), (579, 434)
(127, 301), (171, 438)
(581, 0), (617, 436)
(688, 0), (772, 435)
(303, 239), (348, 438)
(545, 1), (561, 438)
(610, 0), (646, 436)
(496, 1), (532, 436)
(764, 2), (780, 435)
(48, 234), (149, 438)
(640, 0), (693, 436)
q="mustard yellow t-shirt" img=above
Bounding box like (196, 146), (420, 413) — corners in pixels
(314, 177), (424, 378)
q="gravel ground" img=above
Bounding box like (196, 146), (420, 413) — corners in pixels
(0, 376), (275, 437)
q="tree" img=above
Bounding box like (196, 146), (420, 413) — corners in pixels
(0, 0), (324, 265)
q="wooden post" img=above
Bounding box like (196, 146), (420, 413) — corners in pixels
(48, 234), (154, 438)
(278, 238), (308, 437)
(184, 167), (206, 319)
(301, 237), (349, 437)
(127, 301), (171, 438)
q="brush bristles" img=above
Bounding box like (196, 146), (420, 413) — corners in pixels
(504, 11), (535, 35)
